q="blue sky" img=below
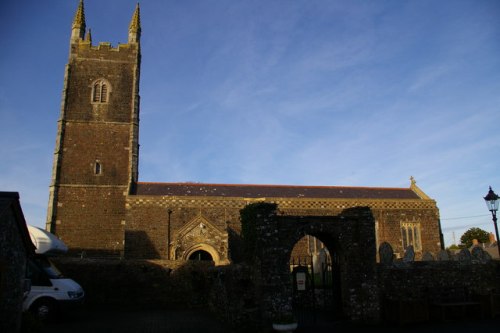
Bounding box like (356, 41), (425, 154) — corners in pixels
(1, 0), (499, 247)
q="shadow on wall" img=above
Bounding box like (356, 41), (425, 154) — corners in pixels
(67, 230), (162, 259)
(124, 230), (161, 259)
(227, 227), (243, 263)
(52, 257), (215, 309)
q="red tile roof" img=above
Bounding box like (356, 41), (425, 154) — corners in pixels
(134, 182), (421, 200)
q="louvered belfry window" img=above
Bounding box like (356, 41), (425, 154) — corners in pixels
(92, 80), (109, 103)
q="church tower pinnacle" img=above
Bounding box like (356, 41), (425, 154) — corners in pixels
(71, 0), (86, 43)
(128, 3), (141, 44)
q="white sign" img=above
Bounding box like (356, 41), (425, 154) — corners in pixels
(296, 272), (306, 291)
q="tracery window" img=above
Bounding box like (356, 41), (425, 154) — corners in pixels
(92, 80), (109, 103)
(401, 222), (422, 251)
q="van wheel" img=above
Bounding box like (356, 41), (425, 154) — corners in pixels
(31, 298), (56, 322)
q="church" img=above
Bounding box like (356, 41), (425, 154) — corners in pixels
(46, 1), (442, 264)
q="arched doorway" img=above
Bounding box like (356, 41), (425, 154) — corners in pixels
(189, 250), (213, 261)
(183, 243), (222, 265)
(289, 234), (342, 325)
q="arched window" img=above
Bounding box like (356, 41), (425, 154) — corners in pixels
(401, 221), (422, 251)
(94, 161), (102, 175)
(91, 80), (110, 103)
(100, 83), (107, 102)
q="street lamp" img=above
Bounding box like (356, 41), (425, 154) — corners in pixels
(484, 186), (500, 258)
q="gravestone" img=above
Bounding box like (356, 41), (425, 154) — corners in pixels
(422, 251), (434, 261)
(379, 242), (394, 265)
(458, 248), (471, 263)
(403, 245), (415, 262)
(471, 246), (490, 263)
(437, 249), (450, 261)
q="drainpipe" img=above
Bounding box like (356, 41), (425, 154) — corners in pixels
(167, 209), (173, 259)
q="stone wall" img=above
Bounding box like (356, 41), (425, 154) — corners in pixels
(53, 186), (127, 256)
(0, 201), (30, 333)
(125, 203), (235, 263)
(206, 263), (262, 332)
(53, 257), (263, 330)
(379, 261), (500, 301)
(52, 258), (214, 309)
(51, 253), (500, 330)
(378, 245), (500, 323)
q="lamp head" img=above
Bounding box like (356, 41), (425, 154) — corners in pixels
(484, 186), (499, 212)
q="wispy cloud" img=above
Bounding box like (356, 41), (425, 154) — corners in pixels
(408, 64), (453, 92)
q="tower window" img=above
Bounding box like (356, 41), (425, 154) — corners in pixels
(94, 161), (102, 175)
(92, 80), (110, 103)
(100, 84), (107, 102)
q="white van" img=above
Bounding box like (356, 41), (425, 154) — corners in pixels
(23, 226), (84, 321)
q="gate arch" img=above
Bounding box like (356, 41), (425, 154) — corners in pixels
(288, 231), (343, 320)
(248, 204), (380, 324)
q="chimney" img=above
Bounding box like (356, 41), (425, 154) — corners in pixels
(489, 232), (496, 244)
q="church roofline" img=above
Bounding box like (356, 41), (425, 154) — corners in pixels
(134, 181), (425, 200)
(409, 176), (432, 200)
(136, 181), (411, 191)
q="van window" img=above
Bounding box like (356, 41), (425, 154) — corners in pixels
(35, 256), (63, 279)
(27, 259), (52, 286)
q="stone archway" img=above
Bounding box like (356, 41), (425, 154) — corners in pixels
(289, 232), (343, 319)
(189, 250), (213, 261)
(183, 243), (221, 265)
(171, 214), (230, 265)
(247, 204), (380, 324)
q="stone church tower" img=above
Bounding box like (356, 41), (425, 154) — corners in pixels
(46, 1), (141, 255)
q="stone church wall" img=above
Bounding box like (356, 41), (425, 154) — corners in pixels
(371, 207), (440, 259)
(54, 186), (126, 256)
(125, 197), (240, 262)
(124, 195), (441, 262)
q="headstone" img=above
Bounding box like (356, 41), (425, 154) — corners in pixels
(403, 245), (415, 262)
(393, 258), (407, 268)
(437, 249), (450, 261)
(458, 248), (471, 263)
(313, 249), (327, 274)
(378, 242), (394, 265)
(471, 246), (490, 263)
(422, 251), (434, 261)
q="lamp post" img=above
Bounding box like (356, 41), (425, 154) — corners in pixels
(484, 186), (500, 258)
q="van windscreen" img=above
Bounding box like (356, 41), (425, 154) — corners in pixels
(36, 256), (63, 279)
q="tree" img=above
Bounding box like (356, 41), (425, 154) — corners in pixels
(459, 227), (490, 248)
(446, 244), (462, 251)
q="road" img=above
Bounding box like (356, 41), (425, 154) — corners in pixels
(23, 306), (500, 333)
